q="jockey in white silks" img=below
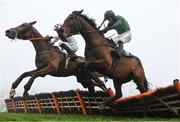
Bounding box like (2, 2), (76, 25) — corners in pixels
(50, 24), (78, 59)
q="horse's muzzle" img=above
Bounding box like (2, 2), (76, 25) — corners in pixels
(5, 30), (16, 39)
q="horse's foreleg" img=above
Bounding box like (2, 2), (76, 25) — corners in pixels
(9, 69), (38, 98)
(23, 66), (54, 98)
(91, 72), (107, 91)
(100, 79), (122, 108)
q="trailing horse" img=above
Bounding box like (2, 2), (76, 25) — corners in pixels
(56, 10), (149, 108)
(5, 21), (107, 98)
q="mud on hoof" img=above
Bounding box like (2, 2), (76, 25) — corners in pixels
(9, 89), (16, 98)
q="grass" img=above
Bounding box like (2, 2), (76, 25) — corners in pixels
(0, 113), (180, 121)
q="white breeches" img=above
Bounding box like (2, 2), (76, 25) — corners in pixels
(112, 31), (132, 45)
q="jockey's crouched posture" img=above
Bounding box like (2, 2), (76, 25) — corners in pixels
(99, 10), (132, 57)
(49, 24), (78, 59)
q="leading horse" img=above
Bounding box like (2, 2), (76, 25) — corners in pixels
(56, 10), (149, 108)
(5, 21), (106, 98)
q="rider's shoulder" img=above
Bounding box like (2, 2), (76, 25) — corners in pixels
(115, 15), (124, 20)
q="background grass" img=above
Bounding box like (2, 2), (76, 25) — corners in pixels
(0, 113), (180, 121)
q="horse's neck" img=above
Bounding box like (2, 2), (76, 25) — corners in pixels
(30, 29), (52, 53)
(79, 18), (107, 47)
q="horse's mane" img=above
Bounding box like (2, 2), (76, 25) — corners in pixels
(80, 14), (97, 29)
(80, 14), (104, 37)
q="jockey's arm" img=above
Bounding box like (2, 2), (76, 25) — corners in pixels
(101, 20), (122, 33)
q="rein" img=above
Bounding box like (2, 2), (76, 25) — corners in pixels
(28, 36), (50, 41)
(28, 36), (53, 56)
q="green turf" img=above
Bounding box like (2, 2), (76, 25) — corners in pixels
(0, 113), (180, 121)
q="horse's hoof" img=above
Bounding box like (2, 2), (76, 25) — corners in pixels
(23, 92), (29, 99)
(9, 89), (16, 98)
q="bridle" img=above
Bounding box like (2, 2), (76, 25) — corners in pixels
(10, 24), (55, 56)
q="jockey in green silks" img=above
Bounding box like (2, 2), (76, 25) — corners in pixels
(99, 10), (132, 57)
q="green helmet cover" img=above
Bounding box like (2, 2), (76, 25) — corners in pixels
(104, 10), (115, 20)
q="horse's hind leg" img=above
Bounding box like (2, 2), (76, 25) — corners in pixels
(100, 79), (122, 108)
(133, 72), (151, 116)
(23, 66), (54, 98)
(9, 69), (38, 98)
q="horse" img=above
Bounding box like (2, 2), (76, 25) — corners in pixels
(5, 21), (107, 98)
(56, 10), (149, 108)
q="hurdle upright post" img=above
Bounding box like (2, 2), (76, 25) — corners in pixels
(174, 79), (180, 95)
(75, 89), (87, 115)
(52, 93), (60, 114)
(35, 96), (42, 114)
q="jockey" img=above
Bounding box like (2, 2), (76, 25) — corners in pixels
(99, 10), (131, 57)
(50, 24), (78, 59)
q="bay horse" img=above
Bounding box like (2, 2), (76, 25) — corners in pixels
(5, 21), (107, 98)
(56, 10), (149, 108)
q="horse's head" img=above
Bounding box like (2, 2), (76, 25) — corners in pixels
(5, 21), (37, 40)
(55, 10), (84, 40)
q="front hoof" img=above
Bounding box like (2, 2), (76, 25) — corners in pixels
(23, 92), (29, 99)
(9, 89), (16, 98)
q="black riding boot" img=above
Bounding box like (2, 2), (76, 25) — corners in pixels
(117, 41), (125, 57)
(60, 43), (77, 59)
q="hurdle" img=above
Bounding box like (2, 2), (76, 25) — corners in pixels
(112, 79), (180, 117)
(5, 80), (180, 117)
(5, 89), (115, 115)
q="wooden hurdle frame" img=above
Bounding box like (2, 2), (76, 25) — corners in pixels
(5, 80), (180, 117)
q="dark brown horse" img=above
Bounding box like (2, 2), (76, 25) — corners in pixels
(5, 21), (107, 98)
(56, 10), (148, 108)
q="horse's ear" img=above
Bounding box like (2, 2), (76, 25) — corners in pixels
(29, 21), (37, 25)
(73, 9), (84, 16)
(78, 9), (84, 14)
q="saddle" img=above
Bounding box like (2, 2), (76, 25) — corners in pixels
(106, 38), (133, 58)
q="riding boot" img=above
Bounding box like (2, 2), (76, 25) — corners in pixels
(60, 43), (78, 59)
(117, 41), (124, 57)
